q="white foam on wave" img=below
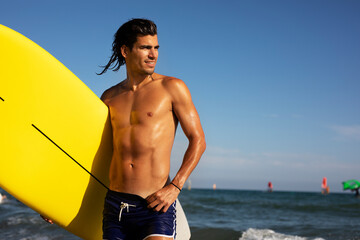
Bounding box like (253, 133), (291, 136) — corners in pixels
(19, 234), (52, 240)
(239, 228), (326, 240)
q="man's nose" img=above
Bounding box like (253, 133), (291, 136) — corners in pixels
(149, 48), (157, 58)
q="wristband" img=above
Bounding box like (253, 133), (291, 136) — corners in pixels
(170, 182), (181, 192)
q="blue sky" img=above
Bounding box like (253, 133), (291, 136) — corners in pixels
(2, 0), (359, 192)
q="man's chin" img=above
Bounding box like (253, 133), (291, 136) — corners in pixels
(145, 69), (155, 75)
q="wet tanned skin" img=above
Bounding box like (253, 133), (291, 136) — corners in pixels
(101, 35), (206, 213)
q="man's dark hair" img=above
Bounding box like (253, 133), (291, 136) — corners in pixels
(98, 18), (157, 75)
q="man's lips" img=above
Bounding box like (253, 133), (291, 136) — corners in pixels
(145, 60), (156, 67)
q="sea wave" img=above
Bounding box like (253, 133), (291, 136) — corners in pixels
(240, 228), (326, 240)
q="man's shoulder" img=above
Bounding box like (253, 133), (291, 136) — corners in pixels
(153, 74), (186, 91)
(101, 80), (126, 102)
(154, 74), (191, 102)
(152, 73), (180, 83)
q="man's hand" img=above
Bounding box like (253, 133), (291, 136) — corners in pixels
(146, 184), (180, 212)
(40, 215), (53, 224)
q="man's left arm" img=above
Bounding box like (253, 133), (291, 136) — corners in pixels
(146, 78), (206, 212)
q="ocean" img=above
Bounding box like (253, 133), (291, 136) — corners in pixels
(0, 188), (359, 240)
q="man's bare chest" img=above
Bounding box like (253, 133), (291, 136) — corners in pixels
(107, 89), (172, 127)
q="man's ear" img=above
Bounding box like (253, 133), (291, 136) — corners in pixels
(121, 45), (128, 58)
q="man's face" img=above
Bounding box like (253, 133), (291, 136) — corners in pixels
(124, 35), (159, 76)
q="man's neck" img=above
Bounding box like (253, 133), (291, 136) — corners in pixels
(125, 73), (153, 91)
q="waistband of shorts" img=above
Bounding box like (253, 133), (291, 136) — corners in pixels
(106, 190), (147, 203)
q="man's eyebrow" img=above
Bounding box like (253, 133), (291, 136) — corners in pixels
(140, 45), (160, 49)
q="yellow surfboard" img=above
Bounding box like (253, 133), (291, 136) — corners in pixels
(0, 25), (190, 239)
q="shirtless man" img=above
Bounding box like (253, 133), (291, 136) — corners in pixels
(99, 19), (206, 240)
